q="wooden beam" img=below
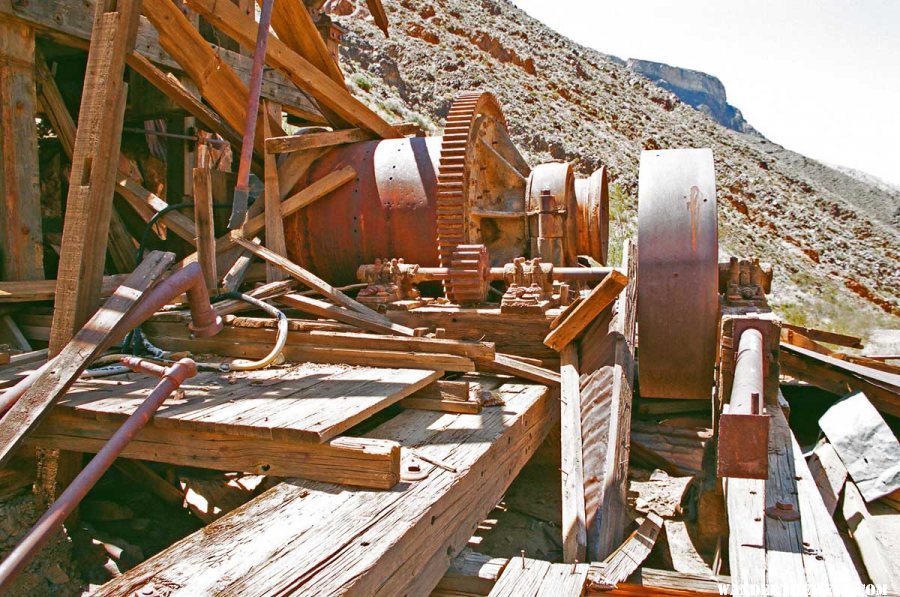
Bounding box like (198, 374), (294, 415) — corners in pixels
(0, 275), (129, 303)
(30, 411), (401, 490)
(560, 344), (587, 563)
(126, 52), (242, 148)
(114, 459), (184, 507)
(0, 0), (322, 120)
(588, 513), (663, 590)
(544, 270), (628, 351)
(241, 166), (357, 236)
(365, 0), (390, 36)
(476, 353), (560, 386)
(49, 0), (142, 355)
(780, 343), (900, 418)
(262, 102), (287, 283)
(0, 20), (43, 281)
(278, 293), (417, 337)
(0, 251), (174, 466)
(781, 323), (863, 349)
(807, 441), (848, 517)
(192, 143), (217, 290)
(233, 238), (408, 331)
(842, 480), (900, 588)
(184, 0), (400, 139)
(265, 128), (372, 154)
(93, 383), (555, 595)
(580, 240), (637, 560)
(141, 0), (284, 152)
(267, 0), (344, 85)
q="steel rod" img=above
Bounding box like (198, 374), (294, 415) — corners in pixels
(0, 358), (197, 591)
(229, 0), (276, 228)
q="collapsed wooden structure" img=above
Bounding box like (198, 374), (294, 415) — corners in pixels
(0, 0), (898, 595)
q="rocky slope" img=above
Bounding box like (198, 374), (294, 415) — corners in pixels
(625, 59), (757, 135)
(330, 0), (899, 338)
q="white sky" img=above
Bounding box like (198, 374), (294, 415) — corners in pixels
(510, 0), (900, 186)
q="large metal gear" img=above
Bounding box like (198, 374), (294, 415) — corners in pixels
(446, 244), (490, 305)
(637, 148), (719, 399)
(436, 91), (511, 269)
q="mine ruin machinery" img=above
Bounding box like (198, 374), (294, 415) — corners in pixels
(281, 91), (610, 287)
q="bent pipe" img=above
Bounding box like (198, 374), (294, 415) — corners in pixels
(0, 358), (198, 591)
(0, 262), (222, 417)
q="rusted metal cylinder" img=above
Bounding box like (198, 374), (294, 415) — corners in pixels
(284, 137), (442, 285)
(0, 358), (197, 592)
(730, 328), (765, 415)
(282, 137), (610, 286)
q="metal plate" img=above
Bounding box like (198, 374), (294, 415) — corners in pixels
(637, 148), (719, 399)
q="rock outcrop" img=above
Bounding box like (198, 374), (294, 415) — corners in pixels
(626, 59), (757, 135)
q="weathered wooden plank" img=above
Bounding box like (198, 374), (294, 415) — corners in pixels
(49, 0), (142, 355)
(268, 0), (344, 85)
(30, 410), (401, 489)
(0, 0), (322, 118)
(0, 19), (43, 282)
(489, 557), (590, 596)
(279, 293), (418, 337)
(726, 407), (862, 595)
(0, 251), (174, 466)
(477, 353), (560, 386)
(266, 128), (372, 154)
(580, 240), (636, 560)
(0, 274), (129, 303)
(781, 323), (863, 349)
(807, 441), (847, 516)
(560, 344), (587, 563)
(55, 364), (441, 443)
(192, 143), (217, 290)
(588, 513), (663, 590)
(388, 306), (559, 366)
(842, 480), (900, 589)
(544, 270), (628, 351)
(184, 0), (400, 138)
(95, 383), (555, 596)
(261, 103), (287, 283)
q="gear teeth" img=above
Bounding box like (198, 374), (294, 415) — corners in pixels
(447, 244), (490, 305)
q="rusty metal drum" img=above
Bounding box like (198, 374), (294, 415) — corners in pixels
(637, 148), (719, 399)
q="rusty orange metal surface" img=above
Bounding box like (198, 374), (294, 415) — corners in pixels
(283, 137), (442, 285)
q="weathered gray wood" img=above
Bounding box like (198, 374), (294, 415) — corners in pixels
(49, 0), (142, 355)
(0, 0), (321, 119)
(0, 20), (43, 281)
(95, 383), (555, 596)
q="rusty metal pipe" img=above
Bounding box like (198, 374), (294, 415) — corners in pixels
(229, 0), (276, 228)
(717, 327), (769, 479)
(0, 262), (221, 417)
(730, 328), (765, 415)
(0, 358), (197, 591)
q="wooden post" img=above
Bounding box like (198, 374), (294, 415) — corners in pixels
(192, 143), (217, 291)
(262, 101), (287, 283)
(49, 0), (143, 355)
(0, 21), (43, 281)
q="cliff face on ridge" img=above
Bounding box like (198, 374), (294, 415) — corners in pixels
(625, 59), (757, 135)
(327, 0), (900, 338)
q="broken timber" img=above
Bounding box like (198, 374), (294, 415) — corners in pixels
(0, 251), (175, 466)
(48, 0), (141, 355)
(94, 382), (555, 595)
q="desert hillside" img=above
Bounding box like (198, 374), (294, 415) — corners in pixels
(327, 0), (900, 339)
